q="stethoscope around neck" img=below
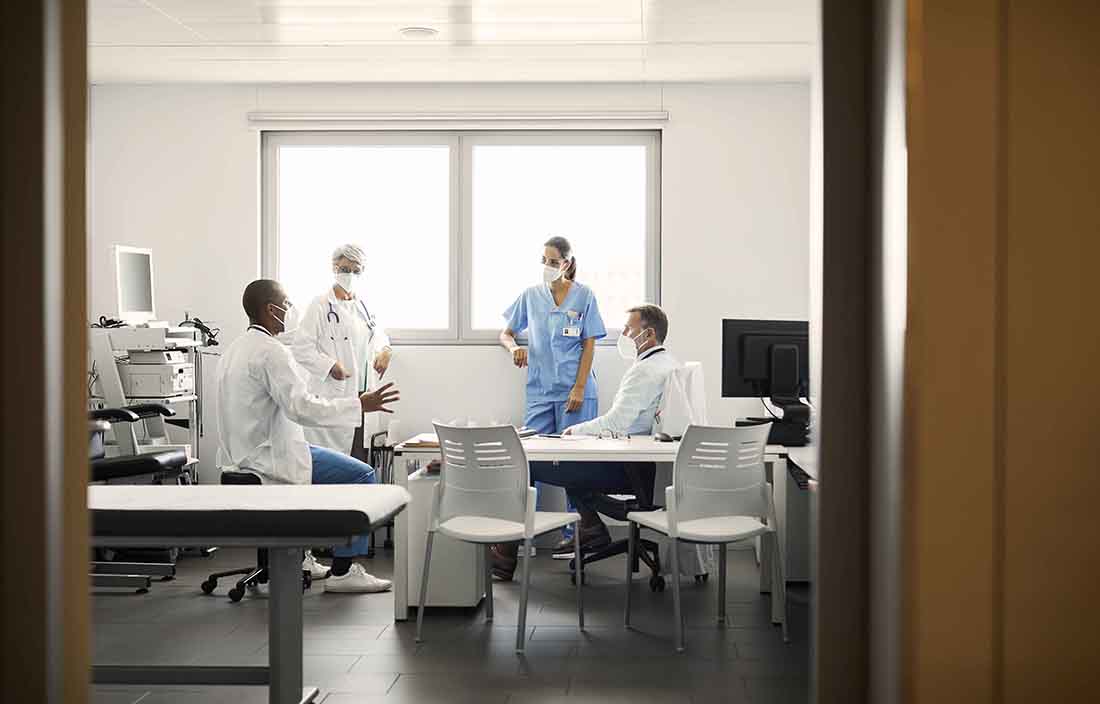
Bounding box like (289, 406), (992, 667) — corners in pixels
(326, 299), (376, 344)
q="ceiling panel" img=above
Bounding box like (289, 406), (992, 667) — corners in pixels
(88, 0), (815, 83)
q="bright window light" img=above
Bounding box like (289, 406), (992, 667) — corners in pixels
(470, 144), (649, 332)
(264, 132), (658, 343)
(276, 144), (451, 330)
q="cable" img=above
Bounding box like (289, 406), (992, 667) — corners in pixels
(87, 360), (99, 397)
(179, 316), (220, 346)
(91, 315), (125, 328)
(760, 396), (782, 421)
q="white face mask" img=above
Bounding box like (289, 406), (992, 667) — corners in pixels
(617, 328), (648, 361)
(542, 264), (564, 285)
(335, 272), (357, 295)
(269, 303), (300, 341)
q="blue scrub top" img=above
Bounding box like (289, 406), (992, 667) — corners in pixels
(503, 281), (607, 404)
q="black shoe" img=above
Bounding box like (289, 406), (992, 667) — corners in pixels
(490, 545), (517, 581)
(552, 524), (611, 559)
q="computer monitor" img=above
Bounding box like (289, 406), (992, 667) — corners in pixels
(115, 245), (155, 324)
(721, 319), (809, 402)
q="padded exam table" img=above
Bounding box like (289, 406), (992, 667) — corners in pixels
(89, 484), (410, 704)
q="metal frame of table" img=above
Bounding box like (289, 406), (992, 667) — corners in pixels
(91, 506), (405, 704)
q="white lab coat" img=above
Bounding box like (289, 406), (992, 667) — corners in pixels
(290, 288), (391, 454)
(216, 326), (362, 485)
(567, 346), (680, 437)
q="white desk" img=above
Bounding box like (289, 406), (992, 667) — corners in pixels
(391, 436), (788, 621)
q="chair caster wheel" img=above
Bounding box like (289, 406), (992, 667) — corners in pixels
(228, 586), (245, 602)
(650, 575), (666, 592)
(200, 579), (217, 595)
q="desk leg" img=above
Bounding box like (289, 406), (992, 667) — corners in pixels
(268, 547), (317, 704)
(394, 456), (412, 621)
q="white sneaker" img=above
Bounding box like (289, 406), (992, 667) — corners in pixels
(324, 564), (392, 594)
(302, 550), (330, 580)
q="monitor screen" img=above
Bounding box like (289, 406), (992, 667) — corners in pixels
(116, 247), (154, 321)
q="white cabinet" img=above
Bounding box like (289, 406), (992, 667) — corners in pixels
(405, 470), (486, 608)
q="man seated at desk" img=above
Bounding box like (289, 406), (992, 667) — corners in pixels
(490, 304), (679, 580)
(217, 279), (400, 594)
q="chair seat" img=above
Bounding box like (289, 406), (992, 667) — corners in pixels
(627, 510), (770, 544)
(438, 511), (579, 543)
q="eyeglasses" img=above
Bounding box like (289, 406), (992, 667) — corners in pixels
(540, 256), (564, 268)
(336, 265), (363, 275)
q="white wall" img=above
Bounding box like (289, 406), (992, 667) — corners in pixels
(89, 81), (809, 477)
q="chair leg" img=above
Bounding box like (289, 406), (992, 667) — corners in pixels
(517, 538), (533, 653)
(483, 544), (494, 623)
(575, 522), (584, 631)
(414, 531), (435, 643)
(624, 523), (636, 628)
(718, 542), (727, 627)
(671, 538), (684, 653)
(771, 531), (790, 643)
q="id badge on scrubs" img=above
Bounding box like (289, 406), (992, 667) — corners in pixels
(563, 326), (581, 338)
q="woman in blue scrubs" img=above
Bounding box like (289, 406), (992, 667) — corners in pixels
(497, 236), (606, 569)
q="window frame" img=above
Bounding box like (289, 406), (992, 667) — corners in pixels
(262, 129), (661, 344)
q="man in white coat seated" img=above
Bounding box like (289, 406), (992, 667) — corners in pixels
(217, 279), (400, 593)
(490, 304), (680, 580)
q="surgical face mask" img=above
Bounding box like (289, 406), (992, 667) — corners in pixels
(269, 303), (299, 338)
(542, 264), (564, 284)
(617, 328), (648, 361)
(335, 272), (358, 294)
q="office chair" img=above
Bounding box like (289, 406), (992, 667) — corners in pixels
(570, 464), (665, 591)
(416, 423), (583, 653)
(88, 407), (188, 591)
(200, 469), (312, 602)
(626, 423), (788, 652)
(568, 363), (713, 590)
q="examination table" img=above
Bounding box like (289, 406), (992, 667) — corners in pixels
(89, 483), (410, 704)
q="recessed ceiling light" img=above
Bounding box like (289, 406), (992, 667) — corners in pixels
(399, 26), (439, 39)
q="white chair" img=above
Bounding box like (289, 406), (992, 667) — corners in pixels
(415, 423), (583, 653)
(625, 423), (787, 652)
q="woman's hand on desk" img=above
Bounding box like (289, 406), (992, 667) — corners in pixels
(360, 382), (400, 414)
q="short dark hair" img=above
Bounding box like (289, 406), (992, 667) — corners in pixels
(242, 279), (284, 322)
(627, 304), (668, 343)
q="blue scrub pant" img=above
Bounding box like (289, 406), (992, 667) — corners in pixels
(525, 398), (599, 539)
(310, 444), (376, 558)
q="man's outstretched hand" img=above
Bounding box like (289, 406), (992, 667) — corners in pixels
(360, 382), (400, 413)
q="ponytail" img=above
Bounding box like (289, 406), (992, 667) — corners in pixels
(565, 257), (577, 280)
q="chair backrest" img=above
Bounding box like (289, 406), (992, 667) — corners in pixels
(433, 423), (529, 524)
(657, 361), (708, 437)
(672, 423), (771, 522)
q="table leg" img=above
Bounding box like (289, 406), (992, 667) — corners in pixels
(394, 456), (413, 621)
(268, 547), (316, 704)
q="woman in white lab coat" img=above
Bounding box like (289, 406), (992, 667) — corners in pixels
(291, 244), (392, 460)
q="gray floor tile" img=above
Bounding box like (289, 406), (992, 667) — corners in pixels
(91, 547), (811, 704)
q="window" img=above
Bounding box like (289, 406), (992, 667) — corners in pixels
(263, 131), (659, 343)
